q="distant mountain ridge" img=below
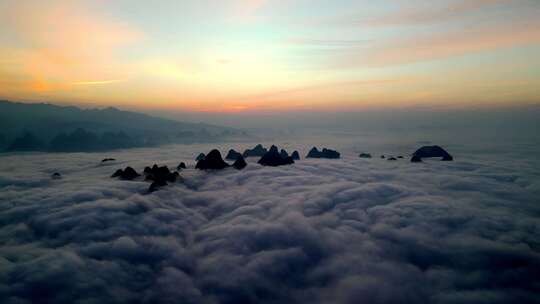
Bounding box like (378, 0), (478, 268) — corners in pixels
(0, 100), (246, 152)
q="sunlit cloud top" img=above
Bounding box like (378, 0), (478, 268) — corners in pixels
(1, 0), (539, 112)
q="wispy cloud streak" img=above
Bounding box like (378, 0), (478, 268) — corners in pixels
(72, 80), (126, 86)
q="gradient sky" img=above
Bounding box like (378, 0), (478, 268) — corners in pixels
(1, 0), (539, 112)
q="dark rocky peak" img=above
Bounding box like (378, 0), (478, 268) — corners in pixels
(321, 148), (340, 159)
(232, 155), (247, 170)
(111, 166), (140, 180)
(258, 145), (294, 167)
(144, 164), (181, 192)
(306, 147), (320, 158)
(411, 145), (453, 162)
(243, 144), (268, 157)
(306, 147), (340, 159)
(145, 165), (175, 181)
(225, 149), (242, 161)
(196, 149), (230, 170)
(196, 153), (206, 161)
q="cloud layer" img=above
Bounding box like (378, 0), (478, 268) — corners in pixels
(0, 138), (539, 303)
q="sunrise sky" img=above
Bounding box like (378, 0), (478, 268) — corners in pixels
(1, 0), (539, 112)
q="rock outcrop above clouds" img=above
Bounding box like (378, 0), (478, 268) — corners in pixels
(258, 145), (295, 167)
(111, 167), (140, 180)
(144, 165), (181, 192)
(411, 145), (453, 162)
(225, 149), (242, 161)
(306, 147), (340, 159)
(196, 153), (206, 161)
(177, 162), (187, 170)
(144, 165), (179, 183)
(243, 144), (268, 157)
(232, 155), (248, 170)
(196, 149), (230, 170)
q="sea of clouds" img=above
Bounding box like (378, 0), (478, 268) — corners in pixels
(1, 134), (539, 303)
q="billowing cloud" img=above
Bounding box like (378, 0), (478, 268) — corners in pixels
(0, 137), (539, 303)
